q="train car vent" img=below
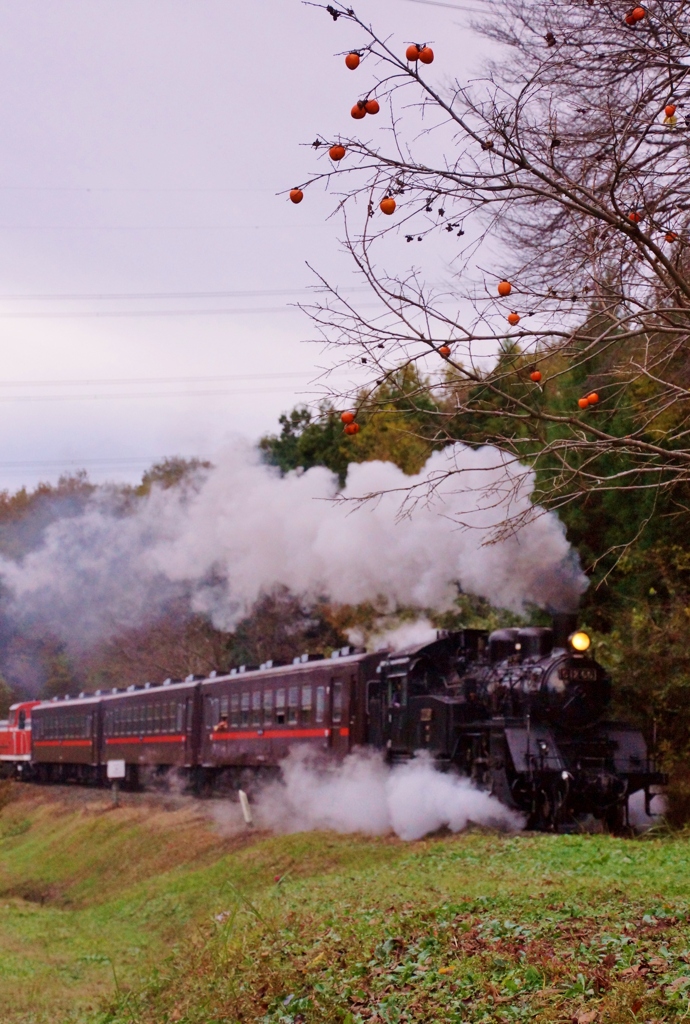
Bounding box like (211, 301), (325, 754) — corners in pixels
(293, 656), (301, 665)
(111, 688), (118, 694)
(209, 670), (217, 678)
(163, 679), (171, 687)
(230, 668), (238, 676)
(127, 685), (136, 692)
(239, 665), (246, 674)
(185, 674), (194, 682)
(330, 650), (340, 659)
(144, 682), (151, 689)
(340, 646), (352, 656)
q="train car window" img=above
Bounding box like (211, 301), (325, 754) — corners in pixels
(263, 689), (273, 726)
(176, 702), (184, 732)
(240, 692), (250, 727)
(288, 686), (299, 725)
(220, 695), (229, 719)
(105, 710), (112, 737)
(230, 693), (240, 727)
(275, 689), (286, 725)
(315, 686), (325, 723)
(388, 675), (407, 708)
(252, 691), (262, 727)
(332, 681), (343, 724)
(301, 685), (313, 724)
(18, 710), (26, 730)
(154, 703), (162, 734)
(204, 696), (215, 730)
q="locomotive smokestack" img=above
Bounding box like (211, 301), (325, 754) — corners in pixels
(552, 612), (578, 650)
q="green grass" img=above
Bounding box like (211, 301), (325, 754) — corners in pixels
(3, 783), (690, 1023)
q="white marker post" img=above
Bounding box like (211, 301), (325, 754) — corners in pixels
(107, 759), (126, 807)
(238, 789), (254, 828)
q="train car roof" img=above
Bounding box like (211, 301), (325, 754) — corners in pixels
(377, 632), (467, 668)
(8, 700), (41, 713)
(199, 647), (378, 687)
(98, 679), (198, 702)
(32, 694), (102, 711)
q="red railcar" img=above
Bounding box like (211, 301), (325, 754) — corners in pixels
(0, 701), (41, 777)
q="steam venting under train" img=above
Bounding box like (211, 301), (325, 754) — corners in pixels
(0, 613), (664, 832)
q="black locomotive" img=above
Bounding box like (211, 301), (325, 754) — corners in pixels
(0, 613), (664, 832)
(374, 613), (664, 830)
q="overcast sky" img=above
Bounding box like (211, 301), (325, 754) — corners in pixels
(0, 0), (485, 491)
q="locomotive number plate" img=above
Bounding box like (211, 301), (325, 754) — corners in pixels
(559, 665), (598, 682)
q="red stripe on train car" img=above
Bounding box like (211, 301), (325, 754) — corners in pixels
(211, 728), (330, 742)
(34, 739), (92, 747)
(104, 735), (185, 745)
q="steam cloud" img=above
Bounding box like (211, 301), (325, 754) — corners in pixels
(0, 441), (587, 646)
(215, 748), (524, 839)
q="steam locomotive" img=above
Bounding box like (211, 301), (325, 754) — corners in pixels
(0, 614), (664, 831)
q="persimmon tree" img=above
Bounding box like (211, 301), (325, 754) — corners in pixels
(295, 0), (690, 535)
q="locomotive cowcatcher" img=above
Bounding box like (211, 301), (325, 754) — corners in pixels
(0, 614), (665, 831)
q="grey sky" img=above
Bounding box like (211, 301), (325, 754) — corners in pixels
(0, 0), (480, 490)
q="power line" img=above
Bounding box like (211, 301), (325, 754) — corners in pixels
(0, 223), (322, 231)
(0, 186), (277, 193)
(0, 306), (299, 319)
(0, 287), (368, 302)
(0, 386), (320, 403)
(0, 371), (338, 388)
(0, 301), (381, 319)
(401, 0), (490, 12)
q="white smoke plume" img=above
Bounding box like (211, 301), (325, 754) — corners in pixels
(0, 441), (587, 646)
(347, 617), (439, 653)
(214, 748), (524, 840)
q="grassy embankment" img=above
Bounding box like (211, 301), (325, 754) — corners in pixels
(2, 783), (690, 1023)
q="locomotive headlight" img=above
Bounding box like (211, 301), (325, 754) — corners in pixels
(569, 630), (591, 653)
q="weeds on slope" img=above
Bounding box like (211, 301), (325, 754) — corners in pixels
(97, 830), (690, 1024)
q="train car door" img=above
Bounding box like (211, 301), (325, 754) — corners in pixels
(385, 667), (408, 751)
(184, 694), (196, 766)
(366, 678), (385, 749)
(328, 676), (350, 756)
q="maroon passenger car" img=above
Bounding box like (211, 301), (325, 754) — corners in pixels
(20, 647), (384, 788)
(198, 649), (383, 777)
(31, 694), (101, 782)
(99, 678), (202, 785)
